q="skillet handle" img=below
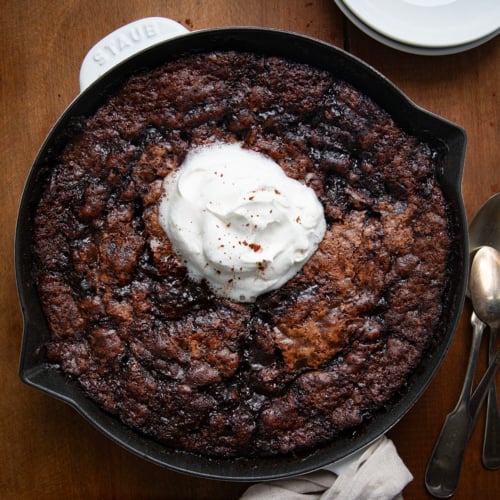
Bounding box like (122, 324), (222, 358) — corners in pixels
(79, 17), (189, 92)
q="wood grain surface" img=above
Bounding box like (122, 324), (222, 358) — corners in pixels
(1, 1), (498, 498)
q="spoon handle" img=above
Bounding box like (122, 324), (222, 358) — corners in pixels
(482, 326), (500, 470)
(470, 347), (500, 420)
(425, 312), (486, 498)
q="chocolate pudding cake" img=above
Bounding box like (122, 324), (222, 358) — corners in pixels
(33, 51), (453, 457)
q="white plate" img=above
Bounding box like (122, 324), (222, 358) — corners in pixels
(341, 0), (500, 48)
(335, 0), (500, 55)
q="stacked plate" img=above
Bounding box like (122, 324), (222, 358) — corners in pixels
(334, 0), (500, 55)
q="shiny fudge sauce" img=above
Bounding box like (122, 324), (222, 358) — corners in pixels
(34, 51), (453, 457)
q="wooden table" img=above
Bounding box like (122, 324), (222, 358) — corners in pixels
(1, 1), (498, 498)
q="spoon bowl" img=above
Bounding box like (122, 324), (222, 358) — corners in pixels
(469, 193), (500, 254)
(469, 246), (500, 329)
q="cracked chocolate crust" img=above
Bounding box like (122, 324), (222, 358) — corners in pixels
(34, 51), (452, 457)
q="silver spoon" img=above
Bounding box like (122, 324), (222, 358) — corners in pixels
(425, 247), (500, 497)
(470, 246), (500, 470)
(469, 193), (500, 469)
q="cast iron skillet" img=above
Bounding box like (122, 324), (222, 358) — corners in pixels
(16, 27), (468, 481)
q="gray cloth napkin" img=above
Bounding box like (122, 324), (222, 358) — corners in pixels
(239, 436), (413, 500)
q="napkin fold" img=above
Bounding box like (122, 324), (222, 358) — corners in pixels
(239, 436), (413, 500)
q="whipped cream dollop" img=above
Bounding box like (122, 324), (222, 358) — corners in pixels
(159, 142), (326, 302)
